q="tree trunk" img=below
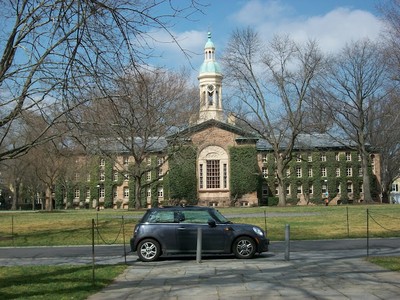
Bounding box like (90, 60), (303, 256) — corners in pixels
(135, 177), (142, 209)
(362, 153), (373, 203)
(276, 158), (287, 206)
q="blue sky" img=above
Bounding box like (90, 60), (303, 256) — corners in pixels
(149, 0), (384, 75)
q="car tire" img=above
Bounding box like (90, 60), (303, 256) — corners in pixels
(137, 239), (161, 262)
(233, 237), (256, 259)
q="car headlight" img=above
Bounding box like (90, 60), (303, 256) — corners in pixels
(253, 227), (264, 237)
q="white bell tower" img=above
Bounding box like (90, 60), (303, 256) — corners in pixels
(198, 32), (224, 123)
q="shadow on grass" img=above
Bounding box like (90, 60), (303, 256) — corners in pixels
(0, 264), (126, 300)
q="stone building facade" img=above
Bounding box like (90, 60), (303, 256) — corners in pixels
(58, 32), (382, 209)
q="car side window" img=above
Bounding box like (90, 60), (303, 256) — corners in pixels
(146, 211), (175, 223)
(181, 210), (213, 223)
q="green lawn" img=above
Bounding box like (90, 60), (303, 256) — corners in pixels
(0, 204), (399, 246)
(367, 257), (400, 272)
(0, 264), (126, 300)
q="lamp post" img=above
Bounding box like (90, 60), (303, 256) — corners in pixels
(324, 179), (329, 206)
(96, 184), (100, 211)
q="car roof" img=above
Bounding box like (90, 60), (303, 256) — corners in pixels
(147, 206), (214, 212)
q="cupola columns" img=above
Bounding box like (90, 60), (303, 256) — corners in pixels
(198, 32), (224, 123)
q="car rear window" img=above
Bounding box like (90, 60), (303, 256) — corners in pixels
(146, 211), (175, 223)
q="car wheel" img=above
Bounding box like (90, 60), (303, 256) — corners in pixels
(233, 237), (256, 259)
(137, 239), (161, 262)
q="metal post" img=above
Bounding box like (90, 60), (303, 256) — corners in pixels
(196, 227), (202, 263)
(122, 216), (127, 265)
(92, 219), (95, 285)
(11, 216), (14, 247)
(366, 209), (369, 257)
(285, 224), (290, 261)
(346, 206), (350, 238)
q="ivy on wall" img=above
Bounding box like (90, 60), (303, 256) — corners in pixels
(262, 150), (377, 205)
(167, 146), (197, 203)
(229, 146), (258, 199)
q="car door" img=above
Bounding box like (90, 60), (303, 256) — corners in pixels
(176, 210), (226, 253)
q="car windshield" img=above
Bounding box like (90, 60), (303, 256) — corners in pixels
(213, 209), (231, 224)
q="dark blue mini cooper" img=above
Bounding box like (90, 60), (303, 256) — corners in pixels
(130, 206), (269, 262)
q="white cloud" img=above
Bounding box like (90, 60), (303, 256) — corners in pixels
(232, 2), (384, 54)
(278, 8), (383, 53)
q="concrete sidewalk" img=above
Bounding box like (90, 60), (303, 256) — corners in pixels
(88, 250), (400, 300)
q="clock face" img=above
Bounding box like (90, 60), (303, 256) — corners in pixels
(207, 84), (215, 92)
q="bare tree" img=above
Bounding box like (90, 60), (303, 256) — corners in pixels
(70, 68), (197, 209)
(0, 0), (204, 161)
(222, 28), (324, 206)
(317, 39), (390, 203)
(369, 88), (400, 201)
(379, 0), (400, 81)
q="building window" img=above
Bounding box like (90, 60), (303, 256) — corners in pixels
(157, 187), (164, 198)
(100, 171), (105, 181)
(100, 158), (105, 167)
(87, 174), (91, 182)
(322, 183), (327, 194)
(206, 160), (220, 189)
(346, 167), (352, 177)
(100, 187), (105, 198)
(262, 167), (268, 178)
(158, 167), (163, 179)
(335, 152), (340, 161)
(336, 168), (340, 177)
(123, 187), (129, 199)
(321, 153), (326, 162)
(297, 185), (302, 194)
(262, 154), (267, 163)
(286, 168), (291, 177)
(359, 167), (363, 177)
(296, 155), (302, 162)
(321, 167), (327, 177)
(199, 164), (203, 189)
(371, 155), (376, 174)
(198, 146), (228, 191)
(347, 182), (353, 193)
(74, 188), (80, 199)
(113, 171), (118, 181)
(123, 156), (129, 165)
(286, 184), (291, 195)
(308, 154), (312, 162)
(309, 184), (314, 195)
(223, 164), (227, 188)
(346, 152), (352, 161)
(147, 157), (151, 166)
(262, 187), (268, 196)
(296, 166), (302, 178)
(392, 183), (399, 192)
(358, 154), (362, 161)
(124, 173), (129, 181)
(308, 168), (313, 177)
(86, 188), (90, 200)
(147, 188), (151, 198)
(147, 172), (151, 181)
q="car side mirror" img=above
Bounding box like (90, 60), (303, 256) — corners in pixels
(207, 219), (216, 228)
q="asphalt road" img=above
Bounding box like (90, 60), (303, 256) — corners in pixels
(0, 238), (399, 266)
